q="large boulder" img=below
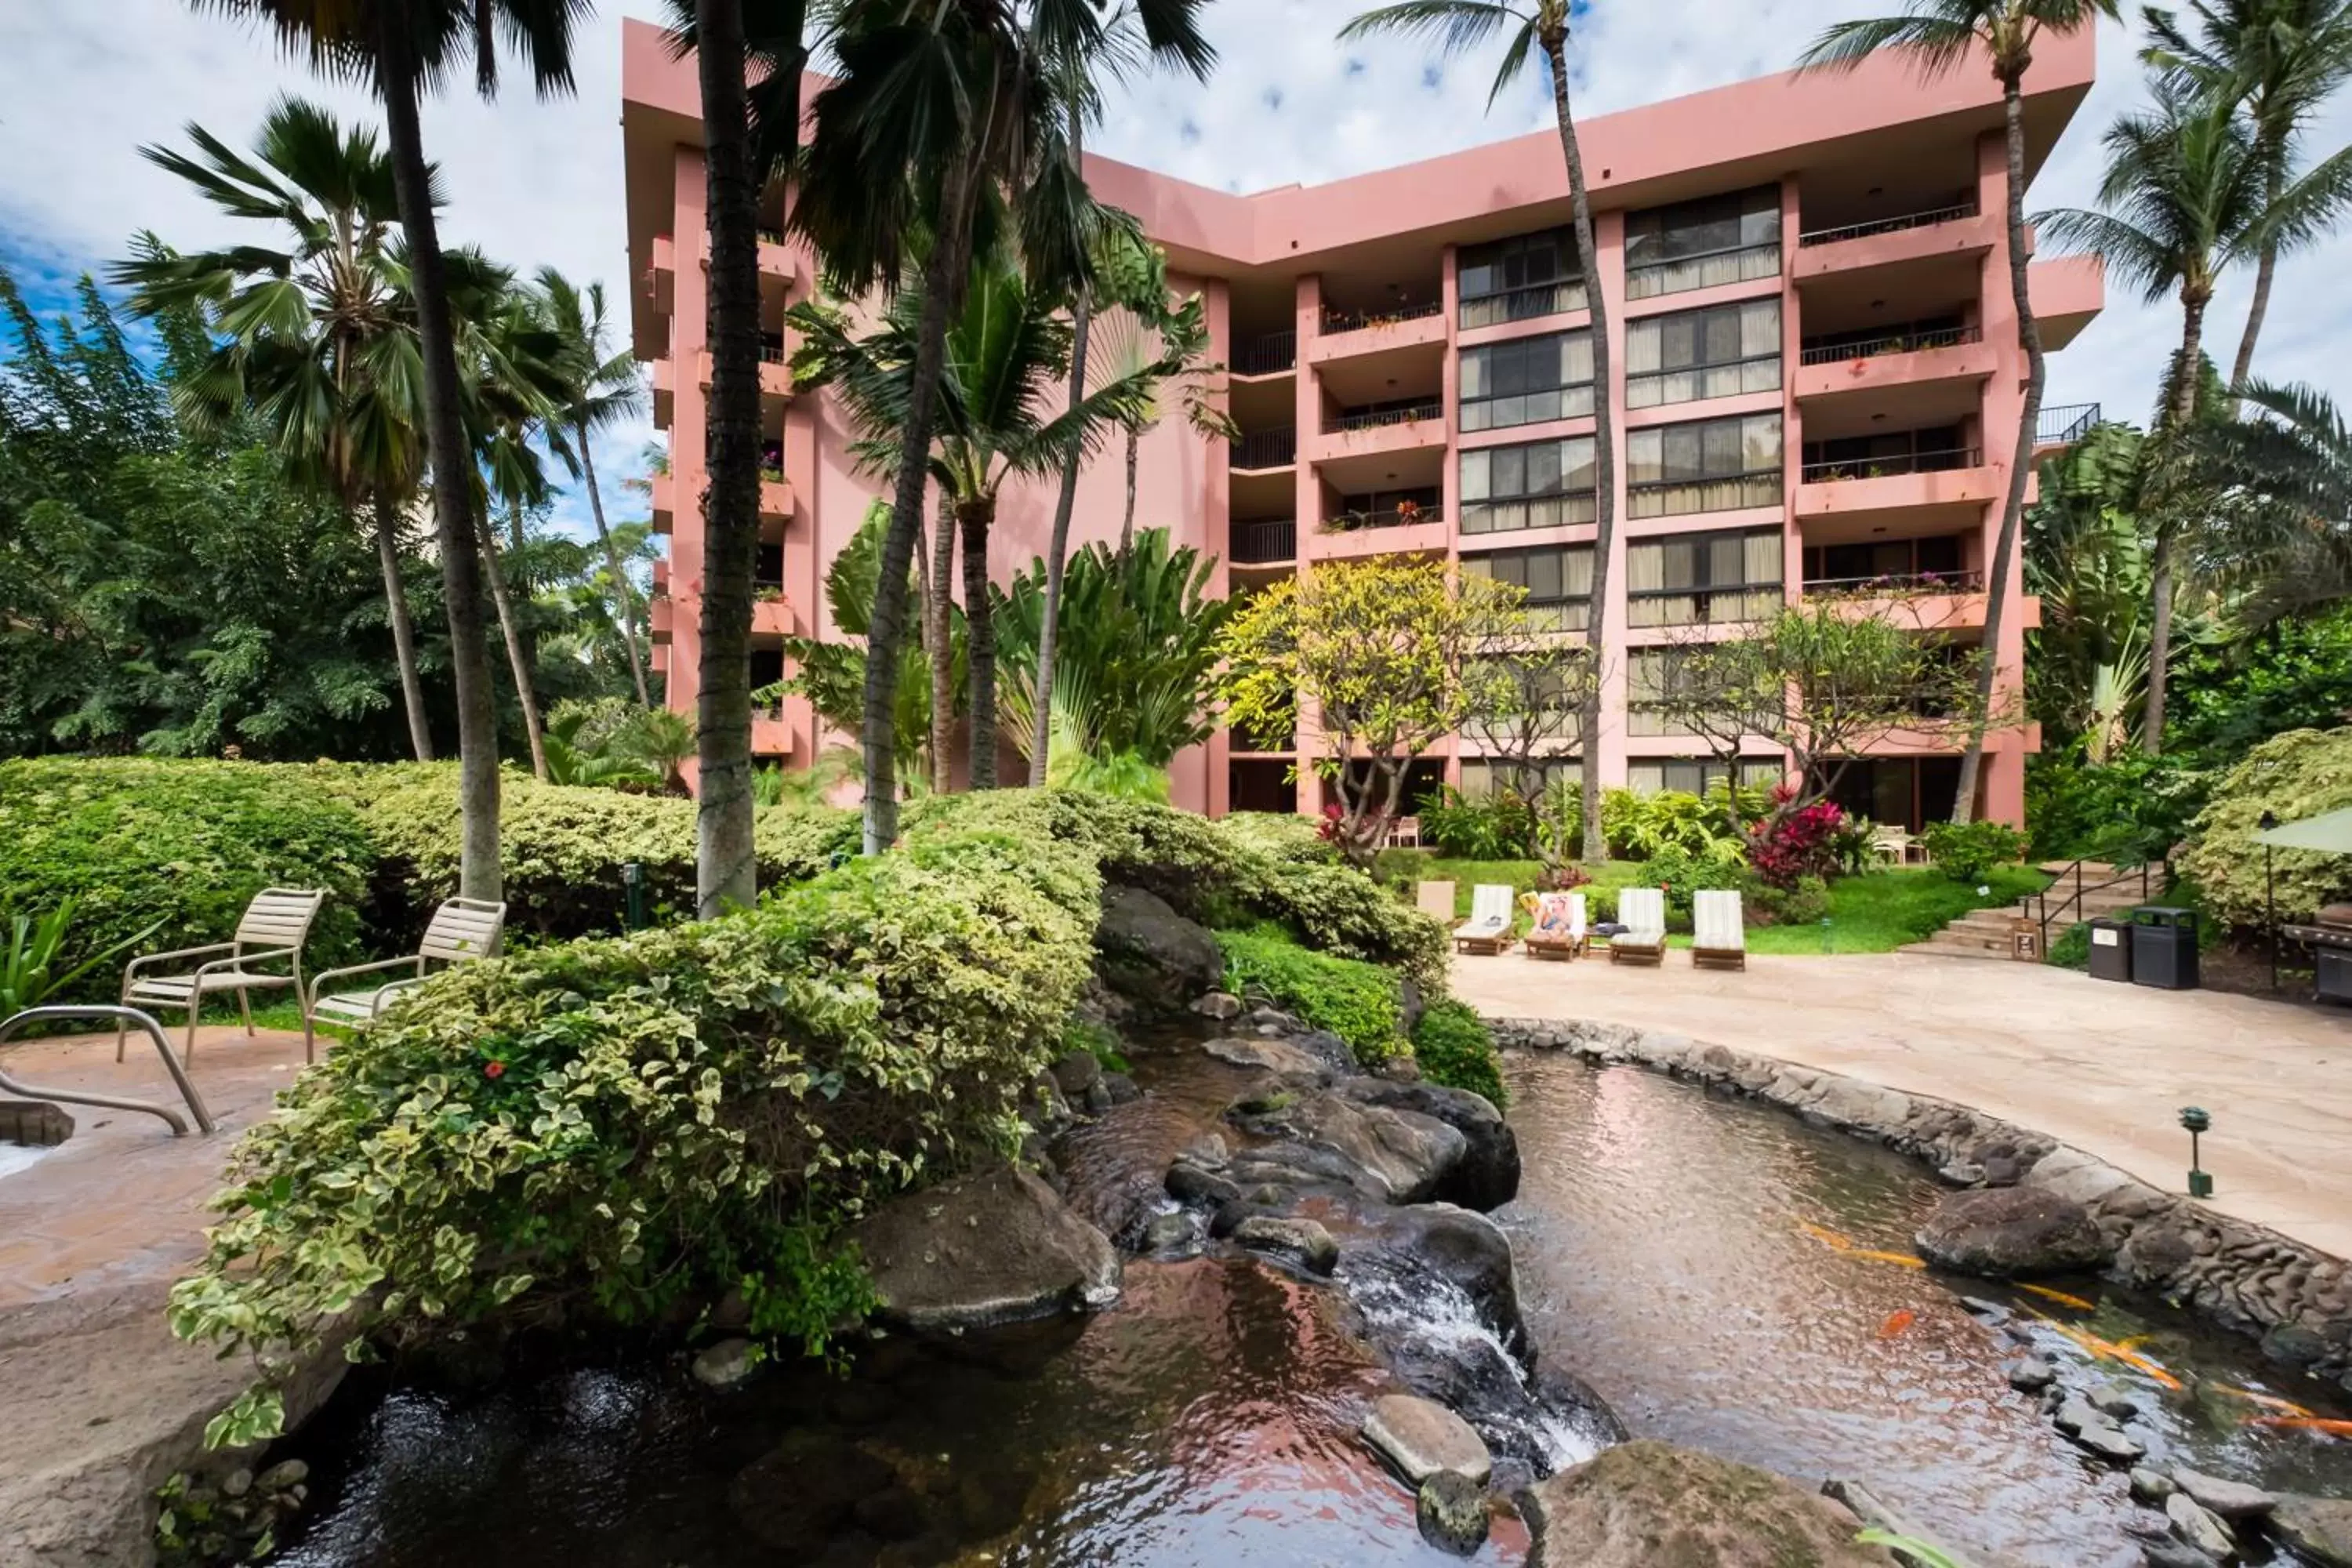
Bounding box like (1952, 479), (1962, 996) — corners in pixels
(1229, 1090), (1467, 1205)
(1520, 1441), (1896, 1568)
(1093, 885), (1221, 1014)
(1358, 1203), (1523, 1347)
(1914, 1185), (2115, 1278)
(1341, 1080), (1519, 1210)
(2274, 1494), (2352, 1568)
(850, 1165), (1120, 1333)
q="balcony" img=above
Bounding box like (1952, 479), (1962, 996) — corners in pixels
(1234, 331), (1298, 378)
(648, 230), (795, 312)
(652, 356), (675, 428)
(696, 349), (793, 402)
(752, 590), (793, 636)
(1794, 325), (1995, 424)
(1802, 571), (2013, 633)
(1796, 449), (1998, 535)
(1311, 300), (1446, 366)
(1311, 500), (1450, 561)
(1230, 426), (1298, 472)
(1310, 401), (1446, 483)
(652, 471), (675, 535)
(760, 472), (795, 520)
(2027, 252), (2103, 350)
(648, 593), (673, 643)
(1229, 517), (1298, 566)
(1794, 202), (1993, 285)
(2036, 401), (2100, 451)
(750, 710), (793, 757)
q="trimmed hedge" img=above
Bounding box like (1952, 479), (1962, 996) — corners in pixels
(1409, 999), (1508, 1109)
(1216, 924), (1403, 1065)
(2176, 727), (2352, 927)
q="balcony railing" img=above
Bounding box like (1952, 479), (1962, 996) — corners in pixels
(1230, 518), (1298, 564)
(1798, 201), (1979, 247)
(1321, 299), (1442, 335)
(1324, 400), (1442, 434)
(1803, 569), (1987, 595)
(1323, 503), (1438, 533)
(2038, 401), (2102, 445)
(1799, 447), (1981, 482)
(1798, 324), (1982, 366)
(1236, 330), (1298, 376)
(1231, 426), (1298, 470)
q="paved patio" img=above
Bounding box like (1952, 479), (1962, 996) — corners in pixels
(1452, 950), (2352, 1261)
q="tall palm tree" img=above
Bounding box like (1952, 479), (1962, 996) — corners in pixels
(114, 96), (436, 762)
(2201, 377), (2352, 613)
(188, 0), (593, 904)
(1340, 0), (1618, 862)
(2146, 0), (2352, 397)
(1798, 0), (2120, 822)
(537, 267), (653, 705)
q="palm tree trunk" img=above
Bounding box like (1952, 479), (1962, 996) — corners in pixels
(1951, 79), (2045, 825)
(2144, 292), (2209, 755)
(479, 510), (550, 781)
(962, 496), (998, 789)
(1542, 35), (1615, 864)
(376, 13), (499, 900)
(2230, 162), (2284, 408)
(1029, 117), (1093, 786)
(372, 490), (434, 760)
(929, 485), (957, 795)
(1120, 425), (1138, 555)
(579, 421), (652, 705)
(694, 0), (767, 913)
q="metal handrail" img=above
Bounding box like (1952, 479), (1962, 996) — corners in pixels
(1326, 401), (1443, 434)
(2022, 858), (2165, 948)
(2038, 401), (2102, 445)
(1798, 201), (1979, 247)
(1230, 427), (1298, 470)
(0, 1006), (215, 1136)
(1236, 331), (1298, 376)
(1322, 299), (1442, 335)
(1230, 518), (1298, 564)
(1802, 569), (1986, 593)
(1799, 325), (1981, 365)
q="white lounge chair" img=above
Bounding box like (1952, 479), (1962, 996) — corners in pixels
(303, 898), (506, 1062)
(1415, 880), (1458, 923)
(1609, 887), (1668, 967)
(119, 887), (328, 1065)
(1454, 884), (1517, 955)
(1525, 891), (1588, 961)
(1692, 888), (1748, 971)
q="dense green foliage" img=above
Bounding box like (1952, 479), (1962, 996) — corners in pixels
(2025, 745), (2207, 862)
(1408, 998), (1508, 1109)
(1918, 820), (2031, 884)
(1420, 783), (1759, 864)
(1216, 923), (1403, 1065)
(2176, 726), (2352, 924)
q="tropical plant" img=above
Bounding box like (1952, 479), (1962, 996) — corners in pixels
(2203, 379), (2352, 615)
(536, 267), (652, 706)
(1341, 0), (1618, 862)
(1918, 818), (2031, 881)
(1744, 788), (1849, 890)
(2026, 421), (2154, 757)
(782, 503), (958, 790)
(1799, 0), (2122, 820)
(543, 703), (661, 789)
(0, 903), (164, 1018)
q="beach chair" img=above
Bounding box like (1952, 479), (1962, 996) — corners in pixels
(1524, 891), (1588, 961)
(1608, 888), (1668, 967)
(1692, 888), (1748, 971)
(303, 898), (507, 1062)
(119, 887), (328, 1065)
(1453, 884), (1517, 955)
(1415, 880), (1458, 923)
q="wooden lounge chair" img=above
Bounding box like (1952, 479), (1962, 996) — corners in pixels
(303, 898), (507, 1062)
(1609, 888), (1668, 967)
(1524, 891), (1588, 961)
(1692, 888), (1748, 971)
(119, 887), (328, 1065)
(1415, 880), (1458, 923)
(1454, 884), (1517, 955)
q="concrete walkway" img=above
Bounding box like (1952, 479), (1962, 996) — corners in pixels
(1452, 950), (2352, 1261)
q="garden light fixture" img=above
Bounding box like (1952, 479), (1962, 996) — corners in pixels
(2179, 1106), (2213, 1199)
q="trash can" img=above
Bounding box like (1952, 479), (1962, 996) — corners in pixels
(2132, 906), (2201, 990)
(2087, 917), (2133, 983)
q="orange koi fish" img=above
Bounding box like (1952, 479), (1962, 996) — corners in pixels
(1800, 1221), (1853, 1250)
(1798, 1223), (1927, 1269)
(2042, 1320), (2184, 1391)
(2248, 1417), (2352, 1439)
(2018, 1283), (2096, 1312)
(1853, 1249), (1929, 1269)
(2212, 1385), (2317, 1419)
(1878, 1309), (1918, 1339)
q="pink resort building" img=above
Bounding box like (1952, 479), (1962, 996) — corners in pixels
(621, 20), (2103, 829)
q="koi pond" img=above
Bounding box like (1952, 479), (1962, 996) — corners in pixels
(268, 1050), (2352, 1566)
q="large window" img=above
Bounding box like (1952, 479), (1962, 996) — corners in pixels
(1624, 186), (1782, 300)
(1802, 533), (1970, 591)
(1627, 757), (1784, 797)
(1459, 330), (1593, 433)
(1626, 649), (1699, 737)
(1627, 528), (1784, 628)
(1798, 423), (1970, 481)
(1458, 227), (1588, 328)
(1626, 298), (1781, 408)
(1461, 543), (1595, 631)
(1628, 412), (1783, 517)
(1460, 437), (1596, 535)
(1460, 757), (1582, 800)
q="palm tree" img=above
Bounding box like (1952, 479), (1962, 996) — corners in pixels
(2202, 378), (2352, 612)
(1339, 0), (1619, 862)
(537, 267), (653, 706)
(114, 97), (436, 762)
(2146, 0), (2352, 397)
(1799, 0), (2119, 820)
(1090, 289), (1233, 556)
(187, 0), (593, 904)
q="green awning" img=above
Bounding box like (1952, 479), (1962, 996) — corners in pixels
(2253, 807), (2352, 855)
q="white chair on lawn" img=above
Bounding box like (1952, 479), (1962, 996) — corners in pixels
(1454, 884), (1518, 955)
(1609, 887), (1668, 967)
(120, 887), (328, 1065)
(1692, 888), (1748, 971)
(304, 898), (506, 1062)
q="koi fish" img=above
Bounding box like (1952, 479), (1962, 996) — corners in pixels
(2247, 1416), (2352, 1439)
(1878, 1309), (1917, 1339)
(1799, 1221), (1853, 1250)
(1853, 1248), (1929, 1269)
(2041, 1320), (2185, 1391)
(2212, 1385), (2316, 1419)
(1798, 1223), (1927, 1269)
(2018, 1283), (2096, 1312)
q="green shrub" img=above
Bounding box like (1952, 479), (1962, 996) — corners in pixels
(1409, 998), (1506, 1108)
(1215, 924), (1402, 1065)
(1643, 844), (1748, 924)
(0, 758), (374, 998)
(2177, 727), (2352, 927)
(1213, 809), (1339, 866)
(2045, 921), (2092, 971)
(2024, 746), (2206, 864)
(1748, 873), (1829, 927)
(1421, 786), (1538, 859)
(1918, 820), (2031, 886)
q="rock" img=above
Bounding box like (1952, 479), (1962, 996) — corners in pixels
(1140, 1210), (1193, 1253)
(1362, 1394), (1492, 1486)
(2262, 1322), (2331, 1368)
(691, 1338), (760, 1389)
(2141, 1543), (2223, 1568)
(1240, 1005), (1306, 1036)
(850, 1164), (1120, 1333)
(1164, 1158), (1243, 1208)
(1233, 1216), (1340, 1276)
(1938, 1160), (1987, 1186)
(2071, 1423), (2148, 1465)
(1024, 1072), (1073, 1135)
(1289, 1029), (1363, 1076)
(2164, 1492), (2234, 1559)
(1094, 885), (1221, 1014)
(2272, 1494), (2352, 1567)
(2005, 1356), (2056, 1392)
(1102, 1072), (1140, 1105)
(222, 1468), (253, 1500)
(1980, 1153), (2024, 1186)
(2169, 1467), (2272, 1520)
(1961, 1295), (2013, 1326)
(1915, 1186), (2114, 1277)
(1361, 1204), (1523, 1345)
(1231, 1091), (1467, 1205)
(728, 1429), (896, 1555)
(2114, 1223), (2197, 1290)
(1416, 1471), (1489, 1555)
(1082, 1080), (1115, 1115)
(1189, 990), (1243, 1021)
(1203, 1036), (1334, 1082)
(2130, 1467), (2177, 1504)
(1340, 1080), (1520, 1210)
(1048, 1049), (1102, 1099)
(254, 1459), (308, 1492)
(2088, 1379), (2142, 1419)
(1520, 1440), (1895, 1567)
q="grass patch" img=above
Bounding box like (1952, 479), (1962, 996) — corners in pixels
(1374, 851), (1653, 930)
(1740, 866), (2049, 955)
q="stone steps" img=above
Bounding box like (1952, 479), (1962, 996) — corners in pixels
(1904, 863), (2159, 961)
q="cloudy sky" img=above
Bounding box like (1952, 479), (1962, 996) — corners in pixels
(5, 0), (2350, 543)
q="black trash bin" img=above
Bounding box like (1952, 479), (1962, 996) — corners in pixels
(2132, 906), (2201, 990)
(2087, 917), (2133, 983)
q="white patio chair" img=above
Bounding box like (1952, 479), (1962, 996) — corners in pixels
(1609, 887), (1668, 967)
(119, 887), (328, 1065)
(1692, 888), (1748, 971)
(303, 898), (507, 1062)
(1454, 884), (1518, 955)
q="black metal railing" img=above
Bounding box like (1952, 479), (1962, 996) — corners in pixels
(1799, 447), (1982, 481)
(1321, 299), (1443, 335)
(2022, 857), (2166, 948)
(1230, 426), (1298, 470)
(1798, 324), (1981, 365)
(1230, 518), (1298, 564)
(1802, 569), (1986, 594)
(1325, 400), (1442, 434)
(1323, 504), (1439, 533)
(1236, 330), (1298, 376)
(1798, 201), (1979, 247)
(2038, 401), (2102, 446)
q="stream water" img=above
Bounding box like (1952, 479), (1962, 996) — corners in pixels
(268, 1047), (2352, 1566)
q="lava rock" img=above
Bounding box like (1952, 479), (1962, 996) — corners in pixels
(1417, 1471), (1489, 1555)
(1024, 1072), (1073, 1135)
(2261, 1322), (2332, 1368)
(2005, 1356), (2056, 1392)
(1139, 1210), (1194, 1253)
(1093, 885), (1221, 1014)
(1340, 1080), (1520, 1210)
(1239, 1005), (1307, 1036)
(1519, 1440), (1895, 1568)
(1203, 1036), (1334, 1081)
(851, 1164), (1120, 1332)
(1362, 1203), (1522, 1345)
(1189, 990), (1243, 1021)
(1915, 1186), (2115, 1277)
(2055, 1398), (2144, 1464)
(1229, 1091), (1467, 1205)
(2141, 1543), (2223, 1568)
(2130, 1468), (2177, 1504)
(728, 1431), (896, 1555)
(2170, 1466), (2273, 1520)
(1362, 1393), (1493, 1486)
(2272, 1494), (2352, 1567)
(2088, 1380), (2142, 1420)
(1961, 1296), (2014, 1325)
(2164, 1493), (2234, 1560)
(1048, 1049), (1103, 1099)
(1102, 1072), (1141, 1105)
(691, 1338), (760, 1389)
(1164, 1159), (1243, 1208)
(1082, 1080), (1115, 1115)
(1232, 1216), (1340, 1277)
(1937, 1160), (1987, 1186)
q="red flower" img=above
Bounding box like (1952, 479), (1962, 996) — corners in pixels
(484, 1061), (506, 1080)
